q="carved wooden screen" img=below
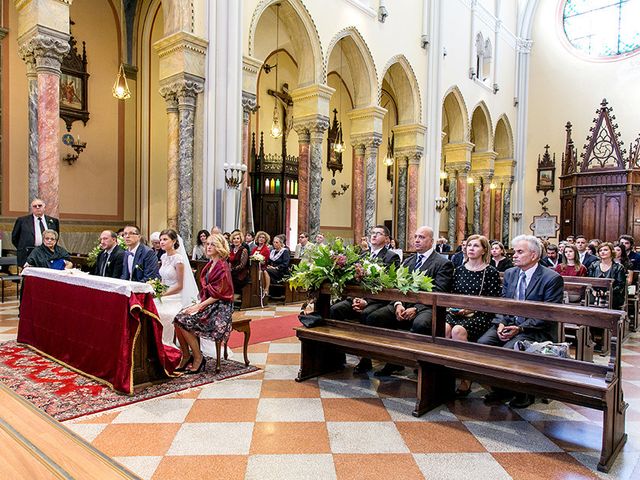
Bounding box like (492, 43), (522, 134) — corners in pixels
(560, 99), (639, 241)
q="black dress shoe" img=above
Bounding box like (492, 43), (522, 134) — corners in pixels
(374, 363), (404, 377)
(175, 355), (193, 372)
(483, 390), (514, 405)
(509, 394), (535, 409)
(353, 358), (372, 374)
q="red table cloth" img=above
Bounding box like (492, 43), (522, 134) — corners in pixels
(17, 274), (181, 394)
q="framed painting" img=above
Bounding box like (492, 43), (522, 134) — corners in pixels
(59, 35), (90, 131)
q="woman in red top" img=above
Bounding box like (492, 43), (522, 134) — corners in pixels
(173, 233), (234, 374)
(555, 244), (587, 277)
(252, 230), (271, 294)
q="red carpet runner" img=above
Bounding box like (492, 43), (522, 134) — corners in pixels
(226, 314), (300, 349)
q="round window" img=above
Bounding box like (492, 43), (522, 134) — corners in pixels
(562, 0), (640, 59)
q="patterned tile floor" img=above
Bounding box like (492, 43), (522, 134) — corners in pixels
(1, 296), (640, 479)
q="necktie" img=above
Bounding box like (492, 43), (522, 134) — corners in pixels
(38, 217), (46, 234)
(414, 254), (425, 271)
(517, 271), (527, 301)
(101, 251), (111, 276)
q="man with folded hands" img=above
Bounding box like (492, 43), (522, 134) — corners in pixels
(91, 230), (125, 279)
(478, 234), (564, 409)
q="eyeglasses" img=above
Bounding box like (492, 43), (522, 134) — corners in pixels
(123, 231), (140, 236)
(370, 231), (385, 237)
(32, 204), (44, 208)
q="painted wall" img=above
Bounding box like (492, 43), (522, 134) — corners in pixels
(525, 0), (640, 241)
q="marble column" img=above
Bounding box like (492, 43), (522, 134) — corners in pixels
(493, 185), (503, 242)
(352, 144), (366, 243)
(406, 155), (421, 249)
(364, 136), (382, 234)
(396, 157), (408, 249)
(308, 120), (329, 236)
(22, 54), (39, 200)
(241, 91), (257, 233)
(502, 180), (512, 246)
(472, 180), (481, 235)
(176, 80), (204, 251)
(482, 181), (492, 238)
(19, 33), (70, 217)
(456, 171), (469, 245)
(293, 126), (311, 234)
(446, 168), (457, 245)
(159, 90), (179, 229)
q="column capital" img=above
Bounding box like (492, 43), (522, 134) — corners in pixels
(449, 162), (471, 177)
(242, 55), (263, 95)
(394, 145), (423, 164)
(350, 132), (382, 150)
(291, 84), (335, 119)
(347, 106), (387, 138)
(159, 74), (204, 104)
(154, 31), (208, 81)
(292, 114), (330, 140)
(242, 91), (258, 124)
(18, 28), (70, 75)
(516, 38), (533, 54)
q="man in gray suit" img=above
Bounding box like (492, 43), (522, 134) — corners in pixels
(366, 225), (454, 376)
(478, 234), (564, 408)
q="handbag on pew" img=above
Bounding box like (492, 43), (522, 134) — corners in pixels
(514, 340), (570, 358)
(299, 313), (324, 328)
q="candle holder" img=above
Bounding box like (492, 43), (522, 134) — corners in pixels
(512, 212), (523, 222)
(224, 163), (247, 189)
(62, 136), (87, 165)
(434, 196), (448, 212)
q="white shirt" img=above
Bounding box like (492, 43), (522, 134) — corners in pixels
(370, 247), (383, 258)
(516, 264), (539, 298)
(127, 244), (140, 278)
(33, 215), (46, 246)
(394, 248), (435, 307)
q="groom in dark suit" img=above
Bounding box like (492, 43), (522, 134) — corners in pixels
(91, 230), (125, 278)
(478, 234), (564, 408)
(11, 198), (60, 267)
(120, 225), (159, 282)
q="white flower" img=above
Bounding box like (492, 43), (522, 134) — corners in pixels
(250, 253), (265, 262)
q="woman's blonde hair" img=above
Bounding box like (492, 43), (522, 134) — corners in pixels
(208, 233), (230, 260)
(467, 234), (491, 264)
(230, 231), (243, 244)
(255, 230), (271, 245)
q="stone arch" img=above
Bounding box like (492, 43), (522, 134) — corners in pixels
(380, 54), (422, 124)
(470, 101), (493, 152)
(494, 114), (514, 159)
(442, 86), (469, 144)
(249, 0), (324, 87)
(326, 27), (378, 108)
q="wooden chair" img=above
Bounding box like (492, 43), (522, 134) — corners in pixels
(0, 257), (22, 303)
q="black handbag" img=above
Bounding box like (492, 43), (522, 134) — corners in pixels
(298, 313), (324, 328)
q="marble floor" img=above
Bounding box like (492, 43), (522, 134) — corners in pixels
(1, 296), (640, 479)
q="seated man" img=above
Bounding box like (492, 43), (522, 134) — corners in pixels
(478, 234), (564, 409)
(91, 230), (125, 278)
(120, 225), (160, 282)
(366, 225), (454, 376)
(330, 225), (400, 323)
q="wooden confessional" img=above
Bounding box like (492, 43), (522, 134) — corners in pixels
(559, 99), (640, 241)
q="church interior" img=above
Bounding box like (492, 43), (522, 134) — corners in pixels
(1, 0), (640, 478)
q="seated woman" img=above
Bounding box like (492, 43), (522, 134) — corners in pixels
(446, 234), (501, 396)
(154, 229), (199, 347)
(229, 231), (250, 294)
(614, 241), (634, 285)
(555, 244), (586, 277)
(173, 233), (234, 373)
(251, 231), (271, 296)
(266, 235), (291, 286)
(589, 242), (627, 310)
(24, 229), (72, 270)
(191, 229), (209, 261)
(489, 241), (513, 272)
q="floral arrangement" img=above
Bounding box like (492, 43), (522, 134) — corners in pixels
(288, 238), (434, 302)
(86, 236), (127, 268)
(250, 252), (265, 263)
(147, 278), (168, 300)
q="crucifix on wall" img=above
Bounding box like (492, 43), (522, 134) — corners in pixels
(267, 82), (294, 140)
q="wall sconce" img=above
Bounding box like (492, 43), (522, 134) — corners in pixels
(224, 163), (247, 189)
(512, 212), (523, 222)
(112, 63), (131, 100)
(331, 183), (349, 198)
(62, 134), (86, 165)
(435, 196), (448, 211)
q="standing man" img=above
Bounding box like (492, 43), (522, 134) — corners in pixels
(575, 235), (597, 269)
(120, 225), (159, 282)
(91, 230), (125, 278)
(478, 234), (564, 408)
(12, 198), (60, 267)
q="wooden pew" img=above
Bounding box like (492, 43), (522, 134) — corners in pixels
(296, 285), (626, 473)
(190, 259), (262, 310)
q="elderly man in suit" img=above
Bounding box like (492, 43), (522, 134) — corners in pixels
(366, 225), (454, 376)
(478, 234), (564, 408)
(12, 198), (60, 267)
(91, 230), (125, 279)
(120, 225), (159, 282)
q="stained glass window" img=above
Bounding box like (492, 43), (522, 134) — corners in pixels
(563, 0), (640, 58)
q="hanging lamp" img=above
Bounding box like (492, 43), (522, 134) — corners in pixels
(112, 64), (131, 100)
(270, 4), (283, 139)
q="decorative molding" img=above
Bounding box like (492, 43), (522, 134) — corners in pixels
(516, 38), (533, 54)
(350, 132), (383, 149)
(18, 30), (70, 74)
(343, 0), (377, 17)
(154, 31), (208, 58)
(159, 76), (204, 102)
(380, 54), (423, 124)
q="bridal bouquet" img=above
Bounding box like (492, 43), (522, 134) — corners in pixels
(147, 278), (168, 300)
(250, 252), (265, 263)
(288, 238), (434, 302)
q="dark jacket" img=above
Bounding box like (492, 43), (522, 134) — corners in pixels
(491, 257), (513, 272)
(92, 245), (126, 279)
(267, 248), (291, 283)
(495, 265), (564, 340)
(451, 251), (465, 268)
(588, 261), (627, 310)
(435, 244), (451, 253)
(370, 245), (401, 268)
(402, 250), (454, 313)
(121, 244), (160, 282)
(580, 252), (598, 269)
(12, 214), (60, 267)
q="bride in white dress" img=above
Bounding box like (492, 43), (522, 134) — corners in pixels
(155, 229), (199, 347)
